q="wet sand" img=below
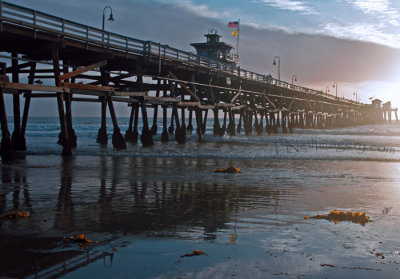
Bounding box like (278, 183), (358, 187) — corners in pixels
(1, 155), (400, 278)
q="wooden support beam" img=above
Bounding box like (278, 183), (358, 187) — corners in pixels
(58, 60), (107, 81)
(264, 95), (277, 109)
(230, 85), (241, 104)
(231, 105), (246, 111)
(111, 96), (139, 103)
(217, 103), (235, 108)
(6, 61), (32, 73)
(61, 82), (114, 92)
(288, 99), (296, 109)
(169, 71), (200, 101)
(199, 105), (215, 110)
(2, 82), (70, 93)
(144, 96), (179, 103)
(178, 101), (201, 107)
(112, 91), (148, 97)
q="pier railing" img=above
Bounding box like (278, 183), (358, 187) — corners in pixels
(0, 1), (359, 106)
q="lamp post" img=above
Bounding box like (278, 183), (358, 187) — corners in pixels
(291, 75), (297, 85)
(102, 6), (114, 42)
(354, 92), (358, 103)
(332, 82), (338, 98)
(273, 56), (280, 81)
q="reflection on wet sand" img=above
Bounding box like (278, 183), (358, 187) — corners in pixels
(0, 156), (292, 278)
(54, 158), (75, 230)
(50, 156), (287, 235)
(0, 162), (32, 229)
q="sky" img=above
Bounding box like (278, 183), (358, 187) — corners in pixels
(4, 0), (400, 116)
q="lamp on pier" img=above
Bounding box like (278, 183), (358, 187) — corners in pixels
(332, 82), (338, 98)
(273, 56), (280, 81)
(291, 75), (297, 85)
(102, 6), (114, 41)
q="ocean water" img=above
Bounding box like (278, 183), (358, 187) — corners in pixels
(1, 117), (400, 278)
(12, 116), (400, 161)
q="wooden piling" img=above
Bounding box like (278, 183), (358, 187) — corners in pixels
(213, 108), (221, 136)
(97, 96), (108, 144)
(181, 105), (186, 133)
(248, 112), (253, 135)
(0, 85), (15, 161)
(237, 112), (242, 134)
(129, 82), (139, 144)
(63, 65), (77, 148)
(221, 109), (227, 136)
(195, 107), (202, 141)
(11, 52), (26, 151)
(281, 111), (288, 134)
(169, 107), (175, 134)
(227, 108), (235, 136)
(289, 113), (294, 133)
(168, 81), (175, 134)
(195, 106), (202, 135)
(299, 112), (304, 128)
(161, 80), (169, 142)
(202, 109), (208, 135)
(254, 112), (262, 135)
(265, 113), (272, 134)
(243, 110), (250, 136)
(161, 105), (169, 143)
(151, 79), (160, 135)
(125, 103), (134, 141)
(140, 96), (154, 146)
(187, 109), (193, 134)
(100, 67), (126, 149)
(270, 111), (277, 134)
(173, 104), (185, 144)
(20, 62), (36, 142)
(259, 113), (264, 134)
(53, 46), (72, 156)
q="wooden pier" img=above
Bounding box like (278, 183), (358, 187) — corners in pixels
(0, 1), (394, 161)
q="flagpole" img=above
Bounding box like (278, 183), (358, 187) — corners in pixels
(237, 18), (240, 57)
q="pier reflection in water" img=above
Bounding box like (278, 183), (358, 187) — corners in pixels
(0, 155), (298, 278)
(2, 156), (400, 278)
(50, 156), (294, 236)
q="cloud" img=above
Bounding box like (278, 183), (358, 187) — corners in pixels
(345, 0), (400, 26)
(349, 0), (391, 13)
(161, 0), (233, 20)
(253, 0), (318, 15)
(319, 22), (400, 48)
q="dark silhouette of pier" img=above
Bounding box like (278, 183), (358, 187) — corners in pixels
(0, 1), (396, 161)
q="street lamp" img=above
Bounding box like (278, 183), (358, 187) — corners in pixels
(273, 56), (280, 81)
(291, 75), (297, 85)
(332, 82), (338, 98)
(354, 92), (358, 103)
(102, 6), (114, 41)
